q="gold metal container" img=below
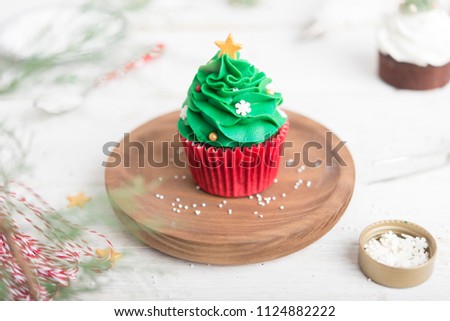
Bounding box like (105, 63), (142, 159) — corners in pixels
(358, 220), (437, 288)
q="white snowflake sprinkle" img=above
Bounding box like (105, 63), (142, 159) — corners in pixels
(235, 100), (251, 116)
(194, 210), (201, 215)
(180, 105), (188, 120)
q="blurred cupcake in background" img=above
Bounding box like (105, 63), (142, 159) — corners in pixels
(377, 0), (450, 90)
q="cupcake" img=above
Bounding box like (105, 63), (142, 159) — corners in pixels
(377, 0), (450, 90)
(178, 34), (288, 197)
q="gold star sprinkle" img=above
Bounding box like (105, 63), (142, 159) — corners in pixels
(214, 34), (242, 59)
(95, 247), (123, 265)
(67, 192), (92, 208)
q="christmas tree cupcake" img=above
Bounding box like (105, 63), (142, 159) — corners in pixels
(178, 34), (288, 197)
(377, 0), (450, 90)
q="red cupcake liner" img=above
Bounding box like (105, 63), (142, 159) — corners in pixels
(180, 121), (289, 197)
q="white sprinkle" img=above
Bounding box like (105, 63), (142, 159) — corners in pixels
(194, 210), (201, 215)
(172, 208), (177, 212)
(364, 231), (429, 268)
(176, 198), (180, 202)
(281, 193), (286, 198)
(274, 178), (278, 183)
(174, 175), (179, 179)
(218, 204), (223, 208)
(184, 205), (189, 210)
(258, 202), (265, 206)
(160, 195), (164, 200)
(253, 211), (258, 215)
(182, 175), (187, 180)
(201, 203), (206, 207)
(192, 204), (197, 208)
(155, 194), (160, 198)
(259, 214), (264, 218)
(294, 186), (299, 190)
(178, 204), (183, 208)
(228, 209), (232, 215)
(223, 200), (227, 204)
(256, 194), (262, 200)
(176, 209), (181, 213)
(306, 180), (312, 188)
(272, 196), (276, 201)
(249, 195), (254, 199)
(409, 3), (418, 12)
(171, 202), (175, 206)
(196, 185), (200, 190)
(279, 205), (285, 210)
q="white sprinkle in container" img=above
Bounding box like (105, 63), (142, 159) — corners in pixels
(358, 220), (437, 288)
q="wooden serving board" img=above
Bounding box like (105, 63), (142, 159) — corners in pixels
(105, 110), (355, 265)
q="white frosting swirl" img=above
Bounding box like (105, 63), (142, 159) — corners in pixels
(377, 9), (450, 67)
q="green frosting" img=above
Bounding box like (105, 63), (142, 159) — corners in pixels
(178, 51), (287, 148)
(400, 0), (436, 13)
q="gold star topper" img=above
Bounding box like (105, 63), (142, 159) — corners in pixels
(214, 34), (242, 60)
(67, 192), (92, 208)
(96, 247), (123, 266)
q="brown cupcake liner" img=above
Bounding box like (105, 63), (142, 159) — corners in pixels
(379, 52), (450, 90)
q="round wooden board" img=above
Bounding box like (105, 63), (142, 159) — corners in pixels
(105, 110), (355, 265)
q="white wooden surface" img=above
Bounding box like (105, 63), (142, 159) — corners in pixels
(1, 0), (450, 300)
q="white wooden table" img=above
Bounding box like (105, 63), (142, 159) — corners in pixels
(1, 0), (449, 300)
